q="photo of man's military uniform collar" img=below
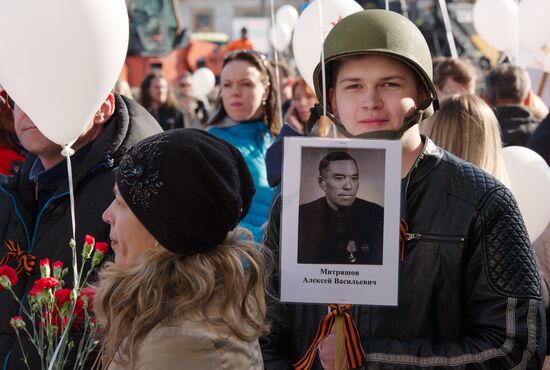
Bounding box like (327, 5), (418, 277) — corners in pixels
(298, 197), (384, 265)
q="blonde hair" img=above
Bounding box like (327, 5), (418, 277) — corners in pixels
(94, 228), (269, 368)
(421, 94), (510, 186)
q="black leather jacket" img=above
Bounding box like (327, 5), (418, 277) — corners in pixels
(261, 138), (546, 369)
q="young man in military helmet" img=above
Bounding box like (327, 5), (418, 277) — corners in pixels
(261, 9), (545, 370)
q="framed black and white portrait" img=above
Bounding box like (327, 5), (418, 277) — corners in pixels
(279, 137), (401, 306)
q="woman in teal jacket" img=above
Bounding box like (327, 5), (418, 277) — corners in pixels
(207, 50), (281, 242)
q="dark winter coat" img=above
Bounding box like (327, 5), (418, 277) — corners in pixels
(0, 94), (162, 369)
(527, 113), (550, 165)
(495, 105), (539, 147)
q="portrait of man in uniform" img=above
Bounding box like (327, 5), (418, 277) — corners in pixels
(297, 151), (384, 264)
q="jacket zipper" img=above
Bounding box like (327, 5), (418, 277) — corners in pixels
(405, 232), (465, 243)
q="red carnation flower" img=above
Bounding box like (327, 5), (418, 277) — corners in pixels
(39, 258), (51, 278)
(29, 287), (40, 297)
(84, 235), (95, 246)
(33, 277), (60, 293)
(0, 265), (18, 290)
(94, 242), (109, 254)
(39, 258), (50, 267)
(55, 288), (72, 307)
(52, 260), (64, 279)
(9, 316), (25, 331)
(74, 287), (96, 328)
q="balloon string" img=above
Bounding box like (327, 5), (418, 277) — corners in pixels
(62, 145), (76, 241)
(513, 0), (519, 64)
(317, 0), (333, 138)
(50, 144), (76, 370)
(386, 0), (389, 11)
(270, 0), (284, 130)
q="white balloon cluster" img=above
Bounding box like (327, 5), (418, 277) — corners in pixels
(473, 0), (550, 52)
(291, 0), (363, 90)
(268, 5), (299, 52)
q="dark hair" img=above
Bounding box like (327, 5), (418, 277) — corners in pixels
(139, 70), (178, 111)
(432, 56), (449, 74)
(319, 151), (357, 177)
(207, 51), (281, 137)
(433, 58), (476, 88)
(485, 64), (530, 105)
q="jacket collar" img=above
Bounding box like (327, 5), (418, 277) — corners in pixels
(407, 135), (445, 187)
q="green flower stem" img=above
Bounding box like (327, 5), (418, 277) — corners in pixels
(5, 287), (32, 319)
(14, 331), (31, 370)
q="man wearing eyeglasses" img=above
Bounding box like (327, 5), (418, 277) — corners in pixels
(0, 93), (162, 369)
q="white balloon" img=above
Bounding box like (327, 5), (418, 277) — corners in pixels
(269, 24), (292, 52)
(473, 0), (518, 51)
(276, 5), (299, 32)
(292, 0), (363, 90)
(0, 0), (129, 145)
(519, 0), (550, 51)
(502, 146), (550, 243)
(191, 68), (216, 97)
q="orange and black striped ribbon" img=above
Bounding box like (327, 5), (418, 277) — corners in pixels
(0, 240), (36, 275)
(293, 304), (365, 370)
(400, 218), (408, 261)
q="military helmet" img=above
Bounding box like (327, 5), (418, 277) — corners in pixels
(310, 9), (439, 138)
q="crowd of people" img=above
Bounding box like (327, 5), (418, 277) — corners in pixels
(0, 7), (549, 370)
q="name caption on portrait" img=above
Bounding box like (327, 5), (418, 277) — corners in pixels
(302, 268), (377, 285)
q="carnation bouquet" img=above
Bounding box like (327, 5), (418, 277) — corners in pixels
(0, 235), (109, 370)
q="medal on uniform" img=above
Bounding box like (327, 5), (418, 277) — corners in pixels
(346, 241), (357, 263)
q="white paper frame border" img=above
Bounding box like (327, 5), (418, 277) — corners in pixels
(280, 137), (402, 306)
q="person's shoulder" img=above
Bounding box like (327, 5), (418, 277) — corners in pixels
(109, 94), (163, 156)
(432, 146), (507, 206)
(133, 321), (217, 369)
(353, 197), (384, 213)
(300, 197), (325, 212)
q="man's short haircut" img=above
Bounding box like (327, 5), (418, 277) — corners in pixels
(319, 151), (358, 177)
(485, 64), (531, 105)
(433, 58), (476, 88)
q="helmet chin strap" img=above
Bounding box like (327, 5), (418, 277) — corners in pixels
(305, 97), (438, 140)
